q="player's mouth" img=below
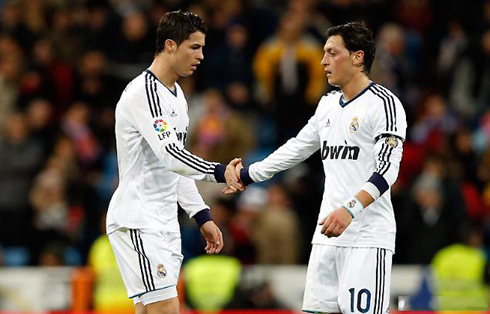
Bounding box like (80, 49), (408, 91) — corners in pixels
(191, 63), (200, 70)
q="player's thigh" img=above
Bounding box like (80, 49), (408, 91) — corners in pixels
(338, 247), (393, 314)
(145, 296), (179, 314)
(109, 228), (183, 300)
(303, 244), (341, 313)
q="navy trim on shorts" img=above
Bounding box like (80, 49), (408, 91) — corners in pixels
(129, 284), (177, 299)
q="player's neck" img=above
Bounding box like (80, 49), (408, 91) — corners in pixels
(341, 74), (371, 102)
(148, 56), (178, 90)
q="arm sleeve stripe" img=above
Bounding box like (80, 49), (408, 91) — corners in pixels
(166, 144), (216, 174)
(150, 76), (163, 116)
(376, 85), (398, 132)
(380, 163), (391, 176)
(376, 143), (389, 172)
(377, 144), (393, 175)
(168, 144), (213, 173)
(176, 143), (217, 170)
(165, 145), (208, 173)
(371, 85), (394, 132)
(376, 85), (396, 132)
(170, 143), (216, 173)
(374, 85), (398, 132)
(368, 172), (389, 195)
(147, 74), (160, 118)
(144, 73), (156, 118)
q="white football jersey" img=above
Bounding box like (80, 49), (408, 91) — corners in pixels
(248, 83), (407, 251)
(106, 70), (221, 234)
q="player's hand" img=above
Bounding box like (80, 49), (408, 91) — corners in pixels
(319, 207), (352, 237)
(200, 221), (224, 254)
(223, 158), (245, 194)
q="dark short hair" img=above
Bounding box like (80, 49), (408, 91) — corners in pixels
(325, 22), (376, 74)
(155, 11), (207, 54)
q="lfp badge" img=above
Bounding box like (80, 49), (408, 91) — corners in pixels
(153, 119), (171, 140)
(154, 119), (167, 133)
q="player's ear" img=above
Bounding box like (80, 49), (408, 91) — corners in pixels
(165, 39), (177, 53)
(352, 50), (364, 68)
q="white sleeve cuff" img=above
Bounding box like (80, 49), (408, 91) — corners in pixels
(362, 182), (381, 200)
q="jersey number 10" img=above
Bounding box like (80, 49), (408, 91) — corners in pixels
(348, 288), (371, 313)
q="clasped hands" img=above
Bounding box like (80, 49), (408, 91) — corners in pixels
(222, 158), (245, 194)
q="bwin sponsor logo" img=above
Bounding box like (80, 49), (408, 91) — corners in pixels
(172, 127), (187, 145)
(321, 141), (360, 160)
(175, 131), (187, 144)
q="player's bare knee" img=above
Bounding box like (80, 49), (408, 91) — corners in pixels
(135, 302), (147, 314)
(145, 297), (179, 314)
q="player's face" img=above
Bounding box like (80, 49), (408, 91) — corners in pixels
(173, 31), (205, 77)
(321, 35), (358, 87)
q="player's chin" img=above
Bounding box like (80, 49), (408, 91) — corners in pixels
(327, 77), (340, 87)
(180, 70), (194, 77)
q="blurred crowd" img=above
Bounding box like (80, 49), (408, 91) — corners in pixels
(0, 0), (489, 270)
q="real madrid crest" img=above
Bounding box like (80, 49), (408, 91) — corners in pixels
(157, 263), (167, 278)
(349, 117), (359, 133)
(385, 136), (398, 148)
(347, 199), (357, 208)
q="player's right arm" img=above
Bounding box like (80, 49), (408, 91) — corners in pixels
(239, 112), (321, 184)
(120, 87), (227, 183)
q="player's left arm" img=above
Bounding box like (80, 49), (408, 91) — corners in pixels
(177, 176), (223, 254)
(321, 89), (407, 237)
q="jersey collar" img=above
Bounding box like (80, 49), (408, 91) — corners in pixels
(339, 81), (374, 108)
(145, 69), (178, 97)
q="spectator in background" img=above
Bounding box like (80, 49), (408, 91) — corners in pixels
(0, 113), (43, 247)
(370, 23), (413, 105)
(437, 20), (468, 98)
(0, 0), (37, 52)
(252, 184), (301, 264)
(253, 9), (325, 144)
(189, 89), (254, 164)
(431, 223), (489, 310)
(30, 167), (70, 242)
(448, 28), (490, 117)
(74, 50), (121, 111)
(61, 101), (101, 167)
(49, 5), (86, 66)
(83, 0), (120, 55)
(229, 186), (267, 264)
(0, 36), (23, 136)
(27, 37), (74, 110)
(410, 93), (459, 153)
(204, 22), (255, 110)
(107, 10), (154, 81)
(396, 156), (468, 264)
(26, 98), (58, 158)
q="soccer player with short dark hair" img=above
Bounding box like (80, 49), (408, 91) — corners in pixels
(235, 22), (407, 313)
(107, 11), (242, 314)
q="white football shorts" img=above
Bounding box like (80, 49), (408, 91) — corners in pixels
(303, 244), (393, 314)
(108, 228), (183, 306)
